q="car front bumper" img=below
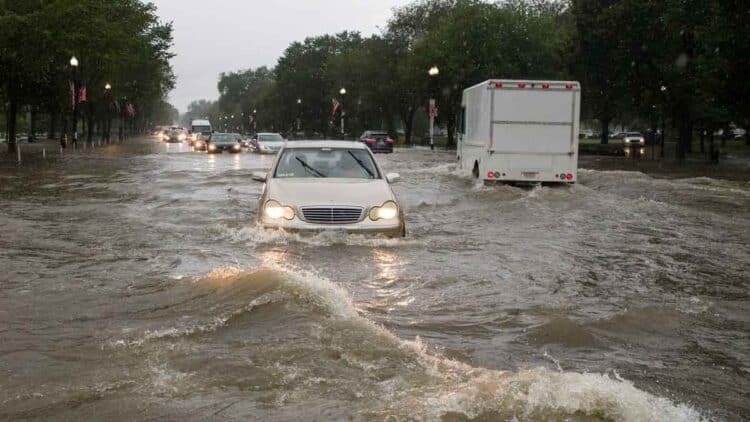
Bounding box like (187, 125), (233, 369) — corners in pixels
(260, 216), (404, 237)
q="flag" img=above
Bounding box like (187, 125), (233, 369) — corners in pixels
(78, 86), (87, 103)
(331, 98), (340, 118)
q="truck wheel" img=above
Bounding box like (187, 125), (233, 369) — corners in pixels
(472, 162), (479, 179)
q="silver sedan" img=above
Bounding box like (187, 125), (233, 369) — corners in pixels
(252, 140), (405, 237)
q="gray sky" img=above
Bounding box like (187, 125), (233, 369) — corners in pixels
(150, 0), (412, 113)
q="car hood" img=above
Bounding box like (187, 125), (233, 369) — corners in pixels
(267, 178), (394, 207)
(258, 142), (283, 148)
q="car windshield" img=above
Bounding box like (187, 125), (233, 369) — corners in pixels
(259, 134), (284, 143)
(367, 132), (388, 140)
(193, 125), (211, 133)
(211, 134), (234, 142)
(274, 148), (379, 179)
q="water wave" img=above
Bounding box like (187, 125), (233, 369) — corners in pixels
(109, 266), (703, 421)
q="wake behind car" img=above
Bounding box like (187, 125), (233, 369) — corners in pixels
(207, 133), (243, 153)
(359, 130), (395, 153)
(253, 140), (405, 237)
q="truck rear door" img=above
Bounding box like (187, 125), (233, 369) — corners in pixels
(490, 86), (576, 155)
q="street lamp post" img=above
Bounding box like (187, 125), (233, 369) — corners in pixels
(70, 56), (80, 148)
(339, 88), (346, 138)
(296, 98), (302, 133)
(428, 66), (440, 151)
(103, 83), (112, 143)
(252, 109), (257, 133)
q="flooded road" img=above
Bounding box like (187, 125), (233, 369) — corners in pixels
(1, 137), (748, 421)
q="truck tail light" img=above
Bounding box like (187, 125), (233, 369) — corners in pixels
(487, 171), (495, 179)
(566, 173), (573, 180)
(495, 82), (503, 88)
(565, 83), (574, 89)
(518, 83), (527, 88)
(542, 83), (550, 89)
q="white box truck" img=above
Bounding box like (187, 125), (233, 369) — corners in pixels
(457, 79), (581, 184)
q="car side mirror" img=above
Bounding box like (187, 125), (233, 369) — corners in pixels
(386, 173), (400, 183)
(251, 172), (267, 182)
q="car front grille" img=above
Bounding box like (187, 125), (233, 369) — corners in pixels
(301, 207), (363, 224)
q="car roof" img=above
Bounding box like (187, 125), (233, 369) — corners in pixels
(257, 132), (281, 135)
(282, 140), (367, 149)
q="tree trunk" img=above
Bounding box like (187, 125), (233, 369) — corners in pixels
(446, 109), (456, 148)
(48, 109), (57, 139)
(7, 96), (18, 153)
(699, 129), (705, 154)
(86, 105), (94, 143)
(402, 107), (416, 146)
(600, 118), (610, 145)
(676, 102), (691, 162)
(30, 107), (37, 141)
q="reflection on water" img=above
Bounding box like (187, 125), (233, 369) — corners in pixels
(258, 249), (288, 267)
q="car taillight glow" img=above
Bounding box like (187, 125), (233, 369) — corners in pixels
(495, 82), (503, 88)
(542, 83), (550, 89)
(365, 138), (375, 143)
(566, 173), (573, 180)
(487, 171), (495, 179)
(385, 138), (394, 144)
(565, 83), (574, 89)
(518, 83), (527, 88)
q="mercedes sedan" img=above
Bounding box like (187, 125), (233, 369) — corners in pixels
(253, 141), (405, 237)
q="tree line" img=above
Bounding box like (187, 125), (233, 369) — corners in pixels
(0, 0), (177, 152)
(198, 0), (747, 159)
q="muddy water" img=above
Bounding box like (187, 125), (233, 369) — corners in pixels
(0, 138), (747, 420)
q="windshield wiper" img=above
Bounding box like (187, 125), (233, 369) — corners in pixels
(295, 156), (327, 178)
(347, 151), (375, 178)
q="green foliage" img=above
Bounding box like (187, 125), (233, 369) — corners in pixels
(0, 0), (176, 149)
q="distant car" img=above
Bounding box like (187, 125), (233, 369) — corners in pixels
(622, 132), (645, 146)
(207, 132), (243, 153)
(167, 129), (187, 143)
(622, 132), (645, 158)
(358, 131), (395, 153)
(253, 133), (285, 154)
(193, 133), (209, 151)
(253, 140), (405, 237)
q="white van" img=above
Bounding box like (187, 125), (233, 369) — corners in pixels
(457, 79), (581, 184)
(190, 119), (212, 135)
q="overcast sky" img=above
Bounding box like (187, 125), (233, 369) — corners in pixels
(150, 0), (411, 113)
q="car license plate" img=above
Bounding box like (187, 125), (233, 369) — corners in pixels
(321, 228), (346, 235)
(522, 171), (539, 178)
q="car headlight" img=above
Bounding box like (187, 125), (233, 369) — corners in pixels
(208, 144), (216, 150)
(369, 201), (398, 221)
(178, 134), (186, 140)
(264, 200), (294, 220)
(233, 144), (241, 150)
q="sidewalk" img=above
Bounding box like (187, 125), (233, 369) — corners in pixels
(0, 137), (119, 166)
